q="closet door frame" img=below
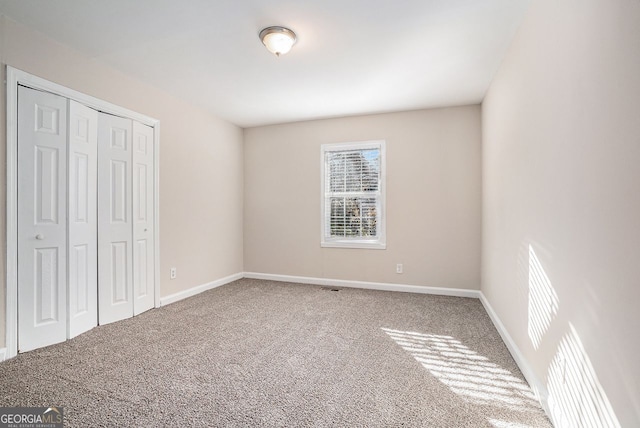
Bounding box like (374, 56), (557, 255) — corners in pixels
(5, 66), (161, 360)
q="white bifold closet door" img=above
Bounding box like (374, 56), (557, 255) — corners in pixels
(17, 87), (69, 352)
(132, 121), (155, 315)
(98, 114), (155, 324)
(17, 86), (99, 351)
(68, 101), (99, 338)
(17, 85), (155, 351)
(98, 114), (133, 325)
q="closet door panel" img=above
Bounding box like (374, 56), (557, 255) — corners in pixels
(68, 100), (98, 338)
(98, 114), (134, 325)
(17, 86), (68, 352)
(132, 121), (155, 315)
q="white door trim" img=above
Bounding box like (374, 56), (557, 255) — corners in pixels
(5, 66), (162, 359)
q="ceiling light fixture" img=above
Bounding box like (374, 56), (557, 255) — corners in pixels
(259, 26), (297, 57)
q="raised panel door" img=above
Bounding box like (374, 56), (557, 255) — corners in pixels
(17, 86), (68, 352)
(68, 100), (98, 338)
(98, 113), (133, 325)
(132, 121), (155, 315)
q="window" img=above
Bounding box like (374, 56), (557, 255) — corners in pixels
(321, 140), (386, 249)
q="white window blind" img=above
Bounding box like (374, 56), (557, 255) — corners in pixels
(321, 141), (386, 249)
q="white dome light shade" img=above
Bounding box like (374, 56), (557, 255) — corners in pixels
(259, 26), (297, 57)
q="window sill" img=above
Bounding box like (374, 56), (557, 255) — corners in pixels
(321, 240), (386, 250)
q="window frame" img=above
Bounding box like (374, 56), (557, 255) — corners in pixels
(320, 140), (386, 249)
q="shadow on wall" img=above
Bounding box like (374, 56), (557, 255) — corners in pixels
(526, 244), (620, 428)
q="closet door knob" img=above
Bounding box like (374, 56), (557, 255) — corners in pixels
(144, 228), (148, 232)
(35, 234), (44, 240)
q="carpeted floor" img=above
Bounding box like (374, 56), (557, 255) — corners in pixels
(0, 279), (551, 427)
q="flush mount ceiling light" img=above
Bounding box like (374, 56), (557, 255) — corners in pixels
(259, 26), (297, 57)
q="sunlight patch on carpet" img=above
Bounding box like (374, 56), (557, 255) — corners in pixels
(382, 328), (541, 418)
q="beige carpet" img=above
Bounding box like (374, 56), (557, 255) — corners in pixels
(0, 279), (551, 427)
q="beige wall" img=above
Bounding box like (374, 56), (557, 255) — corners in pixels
(0, 16), (244, 348)
(482, 0), (640, 425)
(244, 106), (481, 289)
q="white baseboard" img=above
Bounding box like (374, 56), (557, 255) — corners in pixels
(0, 348), (6, 362)
(479, 292), (551, 417)
(243, 272), (481, 299)
(159, 272), (243, 306)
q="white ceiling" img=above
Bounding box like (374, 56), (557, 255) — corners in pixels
(0, 0), (530, 127)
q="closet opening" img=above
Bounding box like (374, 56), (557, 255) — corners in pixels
(5, 66), (161, 359)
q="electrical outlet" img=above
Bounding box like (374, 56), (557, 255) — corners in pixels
(396, 263), (403, 274)
(170, 267), (177, 280)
